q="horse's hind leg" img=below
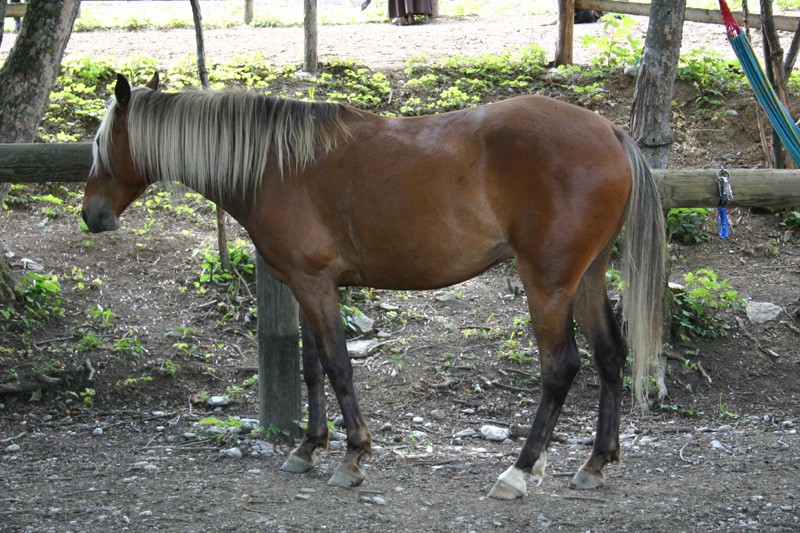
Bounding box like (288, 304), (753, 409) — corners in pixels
(570, 260), (627, 489)
(489, 269), (581, 499)
(281, 313), (329, 473)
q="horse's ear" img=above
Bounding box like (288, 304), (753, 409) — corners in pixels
(115, 74), (131, 107)
(145, 71), (160, 91)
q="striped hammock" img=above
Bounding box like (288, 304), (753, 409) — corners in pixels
(719, 0), (800, 164)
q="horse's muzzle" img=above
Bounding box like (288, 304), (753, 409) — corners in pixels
(82, 205), (120, 233)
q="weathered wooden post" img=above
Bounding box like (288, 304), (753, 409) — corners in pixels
(304, 0), (318, 73)
(243, 0), (254, 25)
(555, 0), (575, 66)
(256, 256), (302, 438)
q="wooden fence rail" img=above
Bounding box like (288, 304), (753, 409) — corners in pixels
(575, 0), (800, 32)
(3, 142), (800, 208)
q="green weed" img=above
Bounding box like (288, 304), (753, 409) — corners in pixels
(667, 208), (712, 244)
(670, 268), (744, 340)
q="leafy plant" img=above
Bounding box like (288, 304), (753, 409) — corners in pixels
(74, 329), (103, 352)
(667, 208), (712, 244)
(16, 272), (64, 323)
(581, 14), (643, 71)
(669, 268), (745, 340)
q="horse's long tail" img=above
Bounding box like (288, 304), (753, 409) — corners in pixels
(615, 130), (666, 409)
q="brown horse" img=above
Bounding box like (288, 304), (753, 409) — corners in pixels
(82, 74), (665, 499)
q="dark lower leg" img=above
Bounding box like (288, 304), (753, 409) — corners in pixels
(515, 335), (580, 473)
(289, 318), (329, 466)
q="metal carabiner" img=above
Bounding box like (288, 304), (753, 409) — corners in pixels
(717, 168), (733, 206)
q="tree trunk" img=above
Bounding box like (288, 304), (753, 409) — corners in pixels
(555, 0), (574, 66)
(629, 0), (687, 170)
(304, 0), (318, 73)
(629, 0), (686, 402)
(0, 0), (80, 298)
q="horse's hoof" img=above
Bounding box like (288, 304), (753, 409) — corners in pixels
(570, 469), (605, 490)
(488, 466), (528, 500)
(327, 464), (365, 488)
(280, 453), (316, 473)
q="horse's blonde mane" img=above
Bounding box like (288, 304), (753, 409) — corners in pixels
(93, 87), (349, 196)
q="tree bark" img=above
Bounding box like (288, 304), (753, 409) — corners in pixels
(0, 0), (80, 299)
(629, 0), (686, 402)
(304, 0), (318, 73)
(629, 0), (687, 170)
(555, 0), (574, 66)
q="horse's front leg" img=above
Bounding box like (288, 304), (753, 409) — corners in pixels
(294, 283), (372, 488)
(281, 314), (329, 473)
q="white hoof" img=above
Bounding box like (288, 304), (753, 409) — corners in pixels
(280, 453), (316, 473)
(327, 465), (365, 488)
(488, 466), (528, 499)
(570, 469), (605, 490)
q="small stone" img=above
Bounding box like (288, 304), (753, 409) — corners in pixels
(714, 424), (733, 433)
(412, 416), (424, 424)
(410, 430), (428, 441)
(221, 447), (242, 460)
(299, 488), (316, 494)
(240, 418), (260, 431)
(183, 432), (197, 440)
(782, 420), (795, 429)
(347, 339), (379, 359)
(746, 301), (783, 324)
(4, 444), (20, 454)
(372, 496), (387, 506)
(710, 440), (729, 452)
(92, 427), (104, 437)
(252, 440), (274, 456)
(430, 409), (445, 421)
(143, 464), (160, 474)
(332, 414), (345, 427)
(139, 510), (152, 518)
(151, 411), (166, 417)
(454, 428), (477, 439)
(480, 425), (510, 441)
(295, 493), (311, 501)
(351, 312), (375, 334)
(380, 422), (392, 432)
(207, 395), (229, 407)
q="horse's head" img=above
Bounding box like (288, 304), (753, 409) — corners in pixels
(82, 73), (159, 233)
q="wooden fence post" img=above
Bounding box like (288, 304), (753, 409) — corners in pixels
(243, 0), (254, 25)
(555, 0), (575, 66)
(304, 0), (318, 73)
(256, 255), (302, 439)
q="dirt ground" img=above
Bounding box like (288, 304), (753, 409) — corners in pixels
(2, 11), (800, 533)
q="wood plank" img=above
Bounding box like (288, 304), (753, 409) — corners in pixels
(0, 143), (92, 183)
(3, 144), (800, 208)
(5, 4), (27, 18)
(575, 0), (800, 32)
(653, 168), (800, 208)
